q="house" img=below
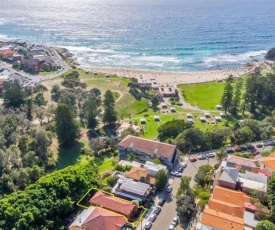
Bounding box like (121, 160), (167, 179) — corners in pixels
(226, 155), (259, 173)
(0, 49), (14, 59)
(201, 208), (244, 230)
(6, 55), (21, 63)
(218, 168), (268, 194)
(118, 160), (167, 177)
(218, 168), (239, 190)
(143, 161), (167, 176)
(21, 59), (40, 73)
(199, 186), (258, 230)
(125, 166), (156, 185)
(40, 57), (57, 71)
(238, 171), (267, 194)
(137, 78), (152, 88)
(118, 135), (177, 165)
(112, 176), (151, 203)
(69, 206), (126, 230)
(89, 191), (138, 221)
(159, 86), (177, 97)
(259, 156), (275, 174)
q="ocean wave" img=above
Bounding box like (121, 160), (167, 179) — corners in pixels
(61, 46), (115, 53)
(203, 50), (267, 65)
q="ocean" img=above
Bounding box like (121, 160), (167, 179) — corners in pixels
(0, 0), (274, 71)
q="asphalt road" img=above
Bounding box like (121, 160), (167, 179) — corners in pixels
(0, 46), (70, 84)
(138, 157), (218, 230)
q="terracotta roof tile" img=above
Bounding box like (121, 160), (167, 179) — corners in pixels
(260, 157), (275, 170)
(201, 208), (244, 230)
(208, 198), (245, 218)
(81, 208), (126, 230)
(212, 186), (251, 207)
(118, 135), (176, 158)
(89, 191), (136, 219)
(125, 166), (156, 185)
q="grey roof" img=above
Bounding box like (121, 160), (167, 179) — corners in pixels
(244, 211), (259, 228)
(238, 171), (267, 184)
(117, 177), (150, 196)
(219, 168), (239, 184)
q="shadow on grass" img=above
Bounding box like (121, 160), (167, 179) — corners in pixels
(57, 142), (85, 169)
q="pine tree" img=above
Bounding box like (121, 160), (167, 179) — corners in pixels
(55, 103), (79, 148)
(221, 76), (233, 113)
(102, 90), (117, 126)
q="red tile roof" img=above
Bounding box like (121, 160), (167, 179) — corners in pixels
(118, 135), (176, 158)
(227, 155), (258, 168)
(70, 207), (126, 230)
(212, 186), (251, 207)
(201, 208), (244, 230)
(89, 191), (136, 219)
(258, 169), (272, 177)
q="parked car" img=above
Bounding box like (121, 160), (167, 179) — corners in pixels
(253, 150), (260, 156)
(256, 143), (263, 148)
(144, 221), (152, 229)
(166, 186), (173, 193)
(235, 147), (241, 152)
(226, 148), (234, 154)
(153, 206), (161, 214)
(168, 225), (175, 230)
(206, 152), (215, 158)
(158, 198), (165, 206)
(181, 162), (187, 168)
(171, 217), (178, 226)
(170, 171), (175, 176)
(190, 157), (197, 162)
(240, 146), (248, 151)
(149, 214), (157, 222)
(198, 155), (206, 160)
(175, 172), (182, 177)
(178, 166), (184, 173)
(246, 144), (255, 150)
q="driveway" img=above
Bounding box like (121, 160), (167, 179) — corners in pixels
(138, 157), (217, 230)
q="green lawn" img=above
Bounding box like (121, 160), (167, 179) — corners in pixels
(179, 77), (247, 110)
(98, 158), (114, 175)
(179, 82), (226, 110)
(57, 144), (83, 169)
(116, 93), (149, 118)
(39, 70), (56, 76)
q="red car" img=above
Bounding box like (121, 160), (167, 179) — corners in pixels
(190, 157), (197, 162)
(235, 147), (241, 152)
(253, 150), (260, 156)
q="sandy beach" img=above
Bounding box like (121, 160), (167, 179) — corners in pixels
(80, 63), (261, 86)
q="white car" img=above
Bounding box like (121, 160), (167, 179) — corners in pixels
(175, 172), (181, 177)
(166, 185), (173, 193)
(149, 213), (157, 222)
(168, 225), (175, 230)
(171, 217), (178, 226)
(144, 221), (152, 229)
(181, 162), (187, 168)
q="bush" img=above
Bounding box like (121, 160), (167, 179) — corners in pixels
(213, 163), (219, 170)
(106, 176), (118, 187)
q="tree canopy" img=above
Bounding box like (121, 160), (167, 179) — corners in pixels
(0, 161), (98, 229)
(158, 119), (191, 141)
(55, 103), (79, 148)
(155, 169), (168, 191)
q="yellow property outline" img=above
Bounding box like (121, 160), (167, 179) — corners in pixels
(77, 187), (147, 228)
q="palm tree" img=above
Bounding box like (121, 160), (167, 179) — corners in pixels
(216, 147), (226, 164)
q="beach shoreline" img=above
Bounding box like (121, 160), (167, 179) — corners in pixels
(79, 60), (268, 85)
